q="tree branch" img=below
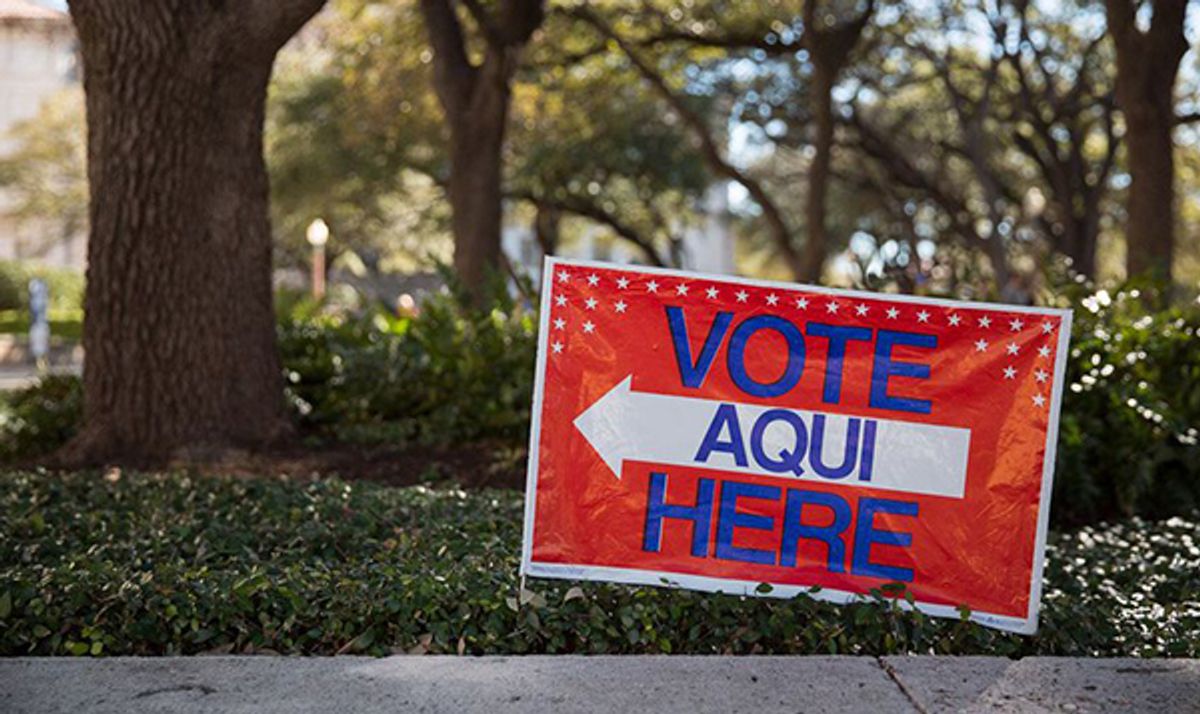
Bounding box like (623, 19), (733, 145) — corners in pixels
(509, 189), (669, 266)
(571, 6), (802, 275)
(230, 0), (328, 54)
(496, 0), (544, 45)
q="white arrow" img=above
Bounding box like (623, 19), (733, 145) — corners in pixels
(573, 375), (971, 499)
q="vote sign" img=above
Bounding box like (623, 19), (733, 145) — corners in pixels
(521, 258), (1072, 634)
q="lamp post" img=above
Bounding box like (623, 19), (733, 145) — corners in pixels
(306, 218), (329, 300)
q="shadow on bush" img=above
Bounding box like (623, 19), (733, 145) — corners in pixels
(0, 375), (81, 463)
(277, 269), (537, 447)
(1050, 278), (1200, 526)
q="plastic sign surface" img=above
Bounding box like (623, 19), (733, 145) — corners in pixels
(521, 258), (1072, 634)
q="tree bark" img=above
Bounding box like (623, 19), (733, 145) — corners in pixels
(1105, 0), (1188, 283)
(62, 0), (324, 465)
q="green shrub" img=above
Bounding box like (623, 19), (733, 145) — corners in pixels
(0, 266), (20, 311)
(1051, 282), (1200, 526)
(279, 276), (536, 446)
(0, 375), (82, 462)
(0, 309), (84, 338)
(0, 471), (1195, 657)
(0, 261), (84, 312)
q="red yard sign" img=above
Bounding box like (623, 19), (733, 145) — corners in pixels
(521, 257), (1072, 633)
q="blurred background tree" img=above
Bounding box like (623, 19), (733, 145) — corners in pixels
(248, 0), (1200, 298)
(0, 89), (88, 261)
(5, 0), (1199, 297)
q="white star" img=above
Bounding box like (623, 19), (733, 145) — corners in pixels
(766, 293), (779, 306)
(886, 307), (900, 319)
(736, 290), (749, 303)
(551, 341), (564, 354)
(916, 310), (930, 323)
(1010, 318), (1025, 331)
(978, 316), (992, 328)
(975, 339), (989, 352)
(855, 304), (869, 316)
(1041, 321), (1054, 334)
(1006, 342), (1020, 356)
(826, 301), (840, 314)
(1003, 366), (1017, 380)
(705, 286), (719, 299)
(1035, 369), (1049, 383)
(795, 297), (809, 310)
(614, 300), (627, 314)
(584, 297), (598, 310)
(554, 294), (567, 307)
(646, 280), (659, 293)
(582, 320), (595, 334)
(587, 273), (600, 286)
(557, 270), (569, 283)
(616, 277), (629, 289)
(676, 283), (689, 296)
(1032, 394), (1046, 408)
(553, 317), (565, 330)
(1038, 345), (1051, 358)
(948, 313), (962, 326)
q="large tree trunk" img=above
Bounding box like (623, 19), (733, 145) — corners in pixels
(800, 66), (835, 283)
(62, 0), (322, 464)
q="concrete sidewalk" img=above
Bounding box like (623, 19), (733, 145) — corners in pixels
(2, 656), (1197, 713)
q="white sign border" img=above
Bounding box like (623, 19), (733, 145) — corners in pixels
(520, 256), (1074, 636)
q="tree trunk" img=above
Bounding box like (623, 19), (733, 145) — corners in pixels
(1122, 105), (1176, 280)
(1058, 203), (1100, 279)
(800, 66), (835, 283)
(533, 202), (562, 256)
(446, 66), (509, 291)
(419, 0), (543, 299)
(61, 0), (320, 464)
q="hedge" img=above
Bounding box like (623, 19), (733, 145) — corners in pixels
(0, 261), (84, 313)
(1, 471), (1196, 657)
(4, 280), (1197, 531)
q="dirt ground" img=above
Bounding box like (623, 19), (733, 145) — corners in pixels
(174, 440), (529, 490)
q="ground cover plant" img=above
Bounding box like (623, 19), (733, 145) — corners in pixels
(1, 470), (1196, 657)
